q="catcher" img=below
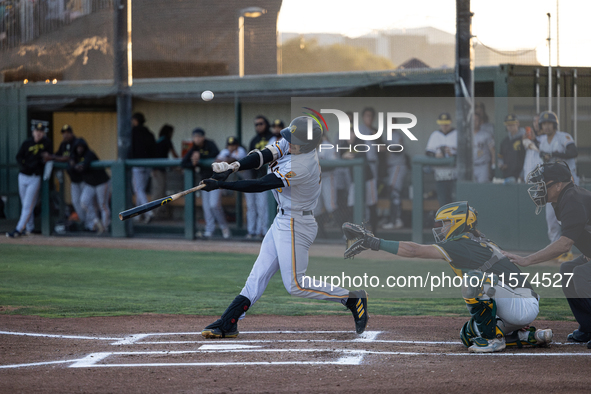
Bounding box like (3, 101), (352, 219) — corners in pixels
(343, 201), (552, 352)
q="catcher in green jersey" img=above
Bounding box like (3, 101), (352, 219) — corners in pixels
(342, 201), (553, 353)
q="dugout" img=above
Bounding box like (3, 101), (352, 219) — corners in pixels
(1, 64), (591, 249)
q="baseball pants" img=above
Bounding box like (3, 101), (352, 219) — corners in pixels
(132, 167), (153, 218)
(314, 171), (337, 216)
(491, 286), (540, 334)
(240, 212), (349, 306)
(202, 188), (228, 235)
(560, 255), (591, 332)
(16, 173), (41, 233)
(254, 191), (269, 235)
(388, 164), (407, 221)
(244, 192), (257, 235)
(81, 181), (111, 229)
(473, 163), (490, 183)
(70, 181), (87, 224)
(545, 203), (561, 243)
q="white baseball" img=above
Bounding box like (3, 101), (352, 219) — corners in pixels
(201, 90), (214, 101)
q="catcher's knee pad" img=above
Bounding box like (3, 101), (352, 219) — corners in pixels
(461, 270), (498, 300)
(465, 298), (503, 340)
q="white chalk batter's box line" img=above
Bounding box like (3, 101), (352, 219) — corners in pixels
(2, 330), (591, 369)
(0, 330), (582, 346)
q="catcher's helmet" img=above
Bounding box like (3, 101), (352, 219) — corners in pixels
(280, 116), (323, 154)
(432, 201), (478, 243)
(538, 111), (558, 128)
(526, 161), (573, 215)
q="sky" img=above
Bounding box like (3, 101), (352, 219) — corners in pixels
(277, 0), (591, 67)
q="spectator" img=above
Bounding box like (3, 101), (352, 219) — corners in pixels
(498, 114), (525, 183)
(6, 123), (53, 237)
(130, 112), (157, 224)
(472, 113), (496, 183)
(522, 114), (543, 180)
(269, 119), (284, 144)
(333, 111), (356, 225)
(314, 130), (338, 238)
(538, 110), (579, 263)
(152, 124), (178, 219)
(50, 124), (89, 226)
(182, 128), (230, 239)
(475, 101), (494, 137)
(216, 137), (250, 237)
(248, 116), (273, 238)
(425, 113), (457, 206)
(382, 118), (408, 229)
(358, 107), (379, 233)
(71, 140), (111, 234)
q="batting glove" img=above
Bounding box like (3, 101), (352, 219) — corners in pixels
(200, 179), (220, 191)
(212, 162), (240, 173)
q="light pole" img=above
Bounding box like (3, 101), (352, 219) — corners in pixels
(238, 7), (266, 77)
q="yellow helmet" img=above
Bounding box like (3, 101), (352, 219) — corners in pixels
(432, 201), (478, 243)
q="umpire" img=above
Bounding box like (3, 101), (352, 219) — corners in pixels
(504, 161), (591, 347)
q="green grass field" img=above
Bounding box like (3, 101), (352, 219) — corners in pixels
(0, 244), (573, 320)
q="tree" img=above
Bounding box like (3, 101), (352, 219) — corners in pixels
(281, 37), (395, 74)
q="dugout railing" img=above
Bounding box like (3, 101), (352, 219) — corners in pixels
(43, 158), (365, 239)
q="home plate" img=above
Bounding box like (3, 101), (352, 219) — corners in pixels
(199, 344), (262, 350)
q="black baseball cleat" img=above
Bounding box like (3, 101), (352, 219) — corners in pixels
(567, 329), (591, 343)
(201, 295), (251, 339)
(6, 229), (22, 238)
(346, 290), (369, 334)
(201, 319), (239, 338)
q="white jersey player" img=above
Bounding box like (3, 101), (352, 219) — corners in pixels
(199, 116), (369, 338)
(537, 111), (579, 254)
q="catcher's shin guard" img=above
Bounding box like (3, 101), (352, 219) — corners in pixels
(202, 295), (251, 338)
(465, 298), (503, 340)
(345, 290), (369, 334)
(505, 327), (553, 348)
(460, 317), (479, 347)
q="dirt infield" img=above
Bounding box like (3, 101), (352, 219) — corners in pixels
(1, 235), (587, 393)
(1, 314), (590, 393)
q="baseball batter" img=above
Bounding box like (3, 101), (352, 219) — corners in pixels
(343, 201), (552, 353)
(199, 116), (369, 338)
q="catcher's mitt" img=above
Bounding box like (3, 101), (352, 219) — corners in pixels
(342, 222), (380, 259)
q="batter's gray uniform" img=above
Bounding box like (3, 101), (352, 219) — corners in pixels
(539, 131), (578, 243)
(240, 138), (350, 305)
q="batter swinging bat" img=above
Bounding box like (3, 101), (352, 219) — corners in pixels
(118, 184), (206, 221)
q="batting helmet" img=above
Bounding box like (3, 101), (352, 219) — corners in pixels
(432, 201), (478, 243)
(280, 116), (323, 154)
(526, 161), (572, 215)
(538, 111), (558, 128)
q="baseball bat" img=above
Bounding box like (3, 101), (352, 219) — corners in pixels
(118, 184), (206, 221)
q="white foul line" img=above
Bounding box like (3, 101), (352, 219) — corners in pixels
(0, 331), (119, 341)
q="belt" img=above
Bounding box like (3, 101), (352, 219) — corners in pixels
(278, 208), (313, 216)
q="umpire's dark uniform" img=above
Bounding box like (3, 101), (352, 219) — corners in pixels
(555, 181), (591, 336)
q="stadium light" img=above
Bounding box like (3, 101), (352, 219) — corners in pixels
(238, 7), (267, 77)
